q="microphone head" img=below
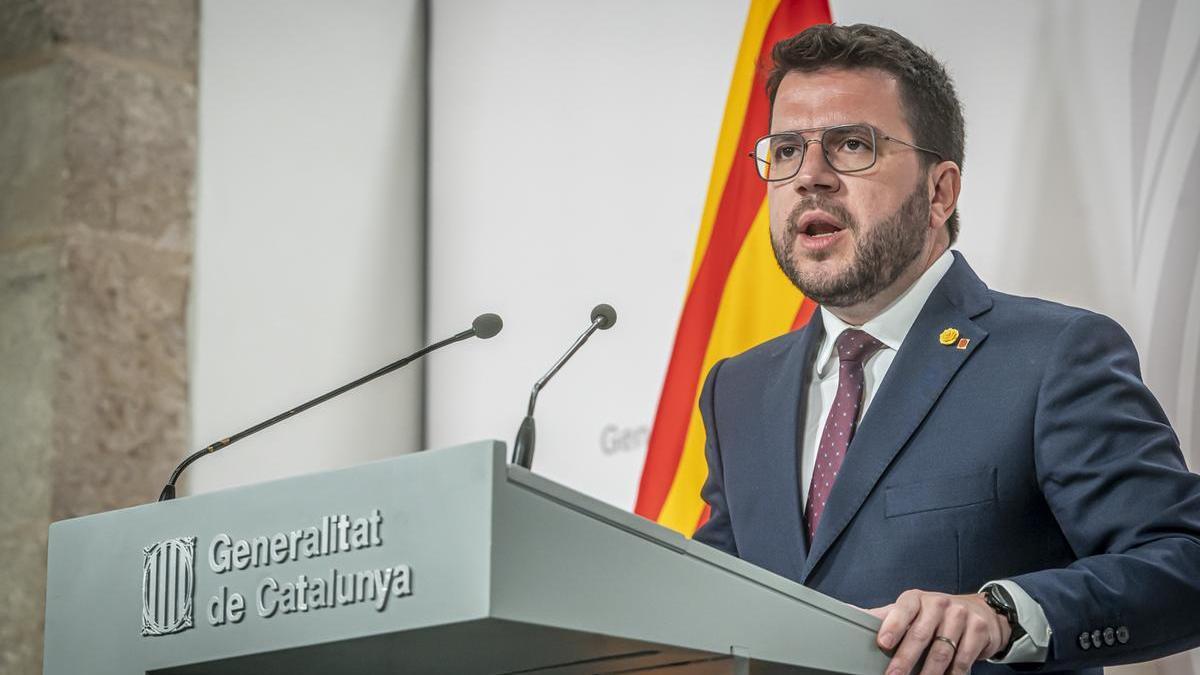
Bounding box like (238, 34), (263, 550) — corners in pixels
(590, 303), (617, 330)
(472, 313), (503, 339)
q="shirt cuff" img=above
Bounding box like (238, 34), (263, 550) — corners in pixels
(980, 580), (1053, 663)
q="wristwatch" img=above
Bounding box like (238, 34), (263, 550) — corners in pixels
(984, 584), (1027, 659)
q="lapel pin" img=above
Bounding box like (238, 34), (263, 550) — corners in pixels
(956, 337), (971, 350)
(939, 328), (960, 345)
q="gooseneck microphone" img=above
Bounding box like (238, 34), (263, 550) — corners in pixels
(156, 313), (504, 502)
(511, 303), (617, 470)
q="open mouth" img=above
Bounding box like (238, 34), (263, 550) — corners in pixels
(792, 208), (849, 251)
(804, 220), (843, 237)
(796, 211), (847, 244)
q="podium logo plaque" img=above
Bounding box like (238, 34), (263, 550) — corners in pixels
(142, 537), (196, 636)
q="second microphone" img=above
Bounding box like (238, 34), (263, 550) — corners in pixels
(511, 303), (617, 470)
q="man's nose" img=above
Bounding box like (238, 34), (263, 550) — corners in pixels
(791, 140), (840, 194)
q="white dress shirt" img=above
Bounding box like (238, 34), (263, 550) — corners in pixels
(799, 249), (1051, 663)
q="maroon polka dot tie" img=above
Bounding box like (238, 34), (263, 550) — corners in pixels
(804, 328), (886, 540)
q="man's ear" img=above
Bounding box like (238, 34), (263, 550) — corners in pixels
(928, 160), (961, 230)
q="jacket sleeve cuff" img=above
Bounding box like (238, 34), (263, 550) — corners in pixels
(980, 580), (1053, 663)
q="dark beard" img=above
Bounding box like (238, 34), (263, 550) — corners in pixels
(771, 184), (929, 308)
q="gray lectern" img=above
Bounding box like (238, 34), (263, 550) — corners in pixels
(44, 441), (890, 674)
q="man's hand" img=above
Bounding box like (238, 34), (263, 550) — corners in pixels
(868, 590), (1012, 675)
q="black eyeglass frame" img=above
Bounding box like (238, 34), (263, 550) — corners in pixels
(748, 123), (945, 181)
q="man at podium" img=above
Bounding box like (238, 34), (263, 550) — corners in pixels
(691, 22), (1200, 675)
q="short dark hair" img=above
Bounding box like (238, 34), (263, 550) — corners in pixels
(767, 24), (965, 244)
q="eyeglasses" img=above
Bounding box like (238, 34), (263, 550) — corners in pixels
(749, 124), (944, 181)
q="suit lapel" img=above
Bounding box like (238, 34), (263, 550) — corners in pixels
(800, 253), (993, 583)
(757, 314), (823, 579)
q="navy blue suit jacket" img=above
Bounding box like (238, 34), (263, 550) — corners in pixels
(692, 252), (1200, 673)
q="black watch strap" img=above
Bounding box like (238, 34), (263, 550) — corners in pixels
(984, 584), (1027, 659)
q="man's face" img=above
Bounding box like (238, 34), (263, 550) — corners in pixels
(768, 68), (933, 309)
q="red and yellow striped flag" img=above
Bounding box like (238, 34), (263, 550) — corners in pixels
(635, 0), (831, 536)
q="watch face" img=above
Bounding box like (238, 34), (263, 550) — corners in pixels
(989, 584), (1015, 611)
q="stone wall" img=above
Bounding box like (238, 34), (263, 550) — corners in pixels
(0, 1), (197, 671)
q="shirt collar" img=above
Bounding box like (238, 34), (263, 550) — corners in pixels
(813, 249), (955, 378)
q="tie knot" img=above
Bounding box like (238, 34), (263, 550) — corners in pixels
(835, 329), (885, 364)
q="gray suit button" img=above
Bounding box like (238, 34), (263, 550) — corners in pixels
(1079, 632), (1092, 650)
(1117, 626), (1130, 644)
(1103, 627), (1116, 646)
(1091, 630), (1103, 648)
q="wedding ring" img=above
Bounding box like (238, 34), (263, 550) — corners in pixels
(934, 635), (959, 651)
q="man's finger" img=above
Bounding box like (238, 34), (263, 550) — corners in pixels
(952, 612), (994, 675)
(917, 602), (965, 675)
(886, 593), (948, 675)
(878, 591), (922, 650)
(867, 604), (894, 620)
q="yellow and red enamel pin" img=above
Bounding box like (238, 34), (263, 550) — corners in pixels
(939, 328), (971, 350)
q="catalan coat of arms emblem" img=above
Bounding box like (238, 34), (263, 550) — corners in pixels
(142, 537), (196, 636)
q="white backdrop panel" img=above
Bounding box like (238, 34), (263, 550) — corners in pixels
(426, 0), (748, 509)
(190, 0), (427, 494)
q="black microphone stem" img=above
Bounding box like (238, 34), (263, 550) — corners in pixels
(158, 327), (477, 502)
(513, 309), (614, 470)
(526, 318), (603, 416)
